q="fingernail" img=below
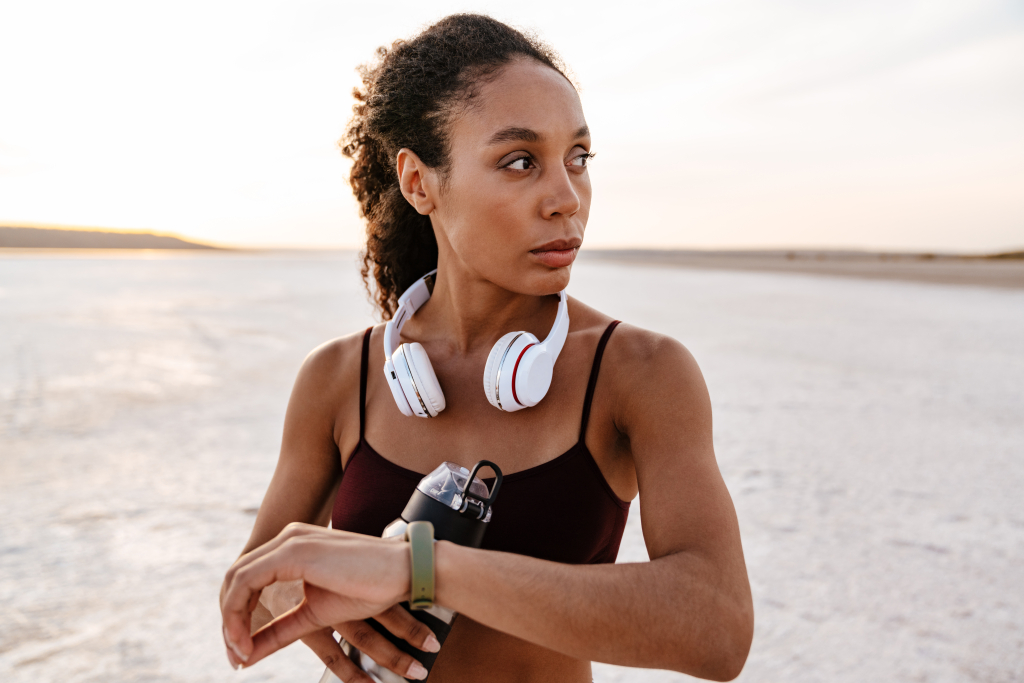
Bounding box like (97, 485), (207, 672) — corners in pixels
(423, 634), (441, 653)
(230, 642), (249, 663)
(224, 626), (249, 663)
(407, 661), (429, 680)
(236, 663), (244, 671)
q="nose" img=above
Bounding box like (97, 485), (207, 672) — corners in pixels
(541, 167), (581, 219)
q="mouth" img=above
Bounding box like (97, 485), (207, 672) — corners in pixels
(532, 238), (582, 253)
(530, 238), (582, 268)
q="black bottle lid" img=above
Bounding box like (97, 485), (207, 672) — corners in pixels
(400, 460), (502, 548)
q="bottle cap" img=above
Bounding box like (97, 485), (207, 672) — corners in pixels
(417, 462), (493, 522)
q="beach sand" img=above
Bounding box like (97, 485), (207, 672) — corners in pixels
(1, 251), (1021, 682)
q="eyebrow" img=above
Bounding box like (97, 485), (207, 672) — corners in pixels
(487, 125), (590, 146)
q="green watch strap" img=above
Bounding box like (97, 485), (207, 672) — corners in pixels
(405, 521), (435, 610)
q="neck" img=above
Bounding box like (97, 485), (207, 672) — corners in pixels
(407, 250), (559, 357)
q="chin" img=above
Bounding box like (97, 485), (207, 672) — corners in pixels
(525, 264), (572, 295)
(473, 253), (572, 296)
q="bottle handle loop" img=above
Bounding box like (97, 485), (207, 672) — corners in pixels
(460, 460), (502, 519)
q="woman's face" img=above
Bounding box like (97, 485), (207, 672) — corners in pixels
(427, 58), (592, 295)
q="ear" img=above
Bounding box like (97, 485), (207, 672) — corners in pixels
(396, 148), (437, 216)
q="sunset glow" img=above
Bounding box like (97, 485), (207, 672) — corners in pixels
(2, 0), (1022, 252)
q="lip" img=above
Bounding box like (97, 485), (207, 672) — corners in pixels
(531, 238), (582, 253)
(530, 238), (581, 268)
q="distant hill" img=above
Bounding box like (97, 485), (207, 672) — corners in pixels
(0, 226), (219, 249)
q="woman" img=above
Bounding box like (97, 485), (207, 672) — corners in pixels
(221, 14), (753, 683)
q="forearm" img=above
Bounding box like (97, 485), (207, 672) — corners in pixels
(434, 542), (752, 680)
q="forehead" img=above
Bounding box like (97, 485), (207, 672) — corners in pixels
(451, 59), (587, 147)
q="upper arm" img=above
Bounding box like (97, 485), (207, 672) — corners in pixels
(240, 331), (364, 555)
(614, 330), (747, 577)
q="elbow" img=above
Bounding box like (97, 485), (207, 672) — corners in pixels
(704, 645), (750, 682)
(687, 600), (754, 681)
(713, 605), (755, 681)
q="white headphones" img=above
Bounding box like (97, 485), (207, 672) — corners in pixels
(383, 269), (570, 418)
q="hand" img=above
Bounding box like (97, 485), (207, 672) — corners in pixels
(220, 523), (414, 670)
(315, 607), (441, 682)
(260, 581), (441, 681)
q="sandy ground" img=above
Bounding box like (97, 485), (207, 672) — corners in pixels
(1, 251), (1021, 682)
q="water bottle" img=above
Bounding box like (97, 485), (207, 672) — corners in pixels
(319, 460), (502, 683)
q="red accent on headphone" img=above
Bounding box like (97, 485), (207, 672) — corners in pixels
(510, 343), (537, 406)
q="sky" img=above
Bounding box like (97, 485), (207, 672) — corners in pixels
(1, 0), (1022, 252)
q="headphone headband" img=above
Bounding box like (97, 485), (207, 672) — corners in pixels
(384, 270), (568, 359)
(539, 290), (569, 357)
(384, 270), (436, 360)
(384, 269), (569, 417)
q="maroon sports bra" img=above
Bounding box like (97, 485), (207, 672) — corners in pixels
(331, 321), (630, 565)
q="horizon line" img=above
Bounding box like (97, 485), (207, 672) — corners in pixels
(1, 223), (1020, 258)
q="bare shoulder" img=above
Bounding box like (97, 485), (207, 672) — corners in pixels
(605, 323), (702, 377)
(566, 297), (705, 392)
(564, 295), (709, 432)
(599, 321), (711, 431)
(288, 326), (376, 418)
(301, 327), (369, 376)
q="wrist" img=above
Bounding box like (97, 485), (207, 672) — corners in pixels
(390, 539), (414, 605)
(433, 540), (469, 611)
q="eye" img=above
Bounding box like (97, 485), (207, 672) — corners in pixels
(568, 151), (595, 168)
(503, 156), (534, 171)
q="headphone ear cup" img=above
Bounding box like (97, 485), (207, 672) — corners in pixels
(513, 347), (554, 407)
(402, 342), (446, 417)
(384, 358), (414, 417)
(483, 332), (520, 409)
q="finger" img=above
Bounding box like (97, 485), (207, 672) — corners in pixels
(301, 628), (377, 683)
(221, 523), (319, 609)
(246, 599), (329, 666)
(220, 528), (314, 659)
(226, 644), (244, 671)
(221, 525), (373, 624)
(336, 620), (429, 681)
(374, 604), (441, 653)
(222, 543), (316, 662)
(224, 614), (259, 667)
(222, 531), (404, 663)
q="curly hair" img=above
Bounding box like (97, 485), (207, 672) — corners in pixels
(340, 14), (570, 319)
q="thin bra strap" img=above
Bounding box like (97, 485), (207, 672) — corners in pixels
(579, 320), (622, 441)
(359, 326), (372, 439)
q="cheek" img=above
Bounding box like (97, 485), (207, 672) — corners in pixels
(577, 175), (593, 221)
(444, 174), (531, 256)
